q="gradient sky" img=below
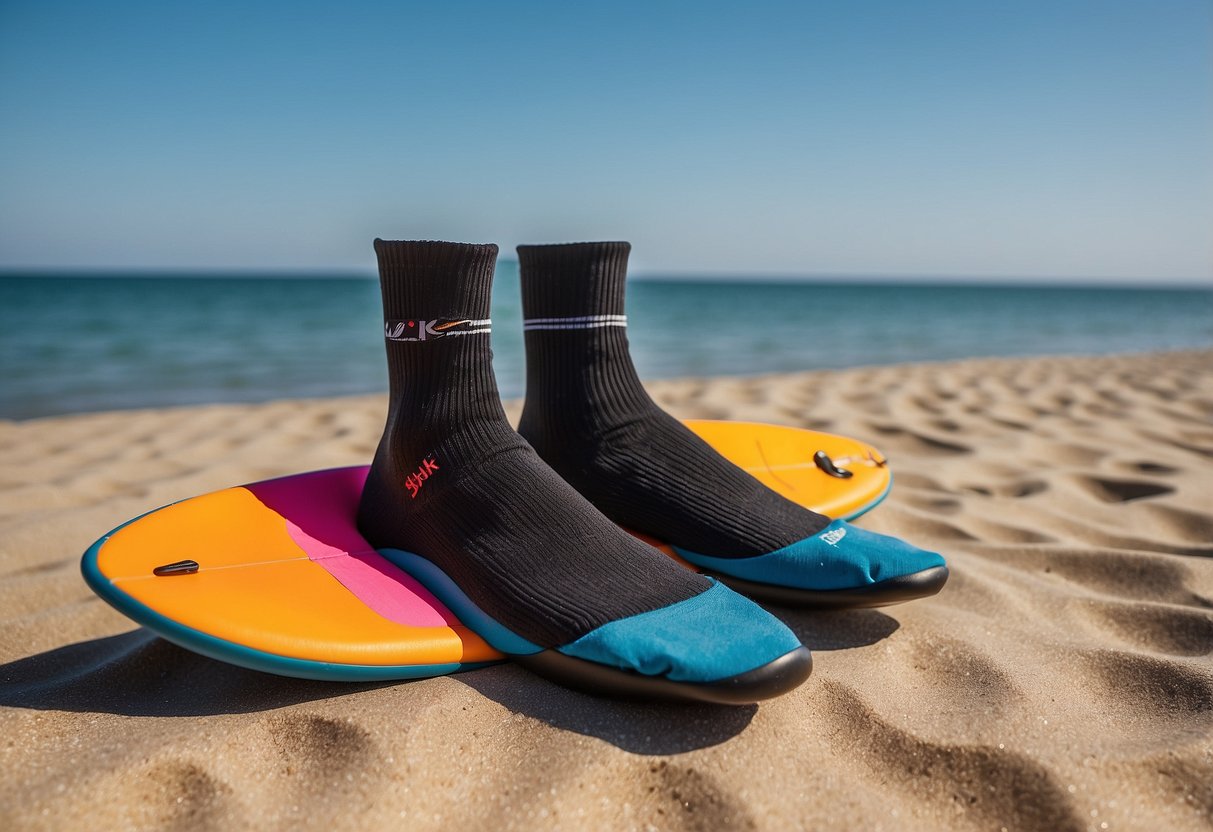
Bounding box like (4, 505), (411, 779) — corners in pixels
(1, 1), (1210, 281)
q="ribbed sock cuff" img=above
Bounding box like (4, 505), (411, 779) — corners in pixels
(517, 241), (631, 319)
(374, 240), (498, 322)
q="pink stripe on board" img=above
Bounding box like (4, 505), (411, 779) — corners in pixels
(244, 466), (457, 628)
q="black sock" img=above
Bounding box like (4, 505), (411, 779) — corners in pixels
(356, 240), (710, 648)
(517, 241), (831, 558)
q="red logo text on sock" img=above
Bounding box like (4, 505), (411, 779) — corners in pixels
(404, 457), (440, 498)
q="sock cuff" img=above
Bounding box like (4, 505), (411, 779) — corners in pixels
(374, 240), (498, 323)
(517, 241), (631, 319)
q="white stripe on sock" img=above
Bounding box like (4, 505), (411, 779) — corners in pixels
(522, 314), (627, 331)
(523, 314), (627, 324)
(523, 321), (628, 331)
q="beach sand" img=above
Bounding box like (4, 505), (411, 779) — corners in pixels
(2, 349), (1211, 831)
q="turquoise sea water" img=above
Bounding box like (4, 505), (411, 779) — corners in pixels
(2, 266), (1210, 420)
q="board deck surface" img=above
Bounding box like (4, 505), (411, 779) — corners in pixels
(82, 421), (890, 680)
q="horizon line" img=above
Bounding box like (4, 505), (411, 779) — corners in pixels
(1, 266), (1209, 291)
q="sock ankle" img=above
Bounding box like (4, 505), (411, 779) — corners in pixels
(356, 240), (710, 648)
(516, 241), (830, 558)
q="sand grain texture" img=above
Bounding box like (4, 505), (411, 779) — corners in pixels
(2, 350), (1211, 831)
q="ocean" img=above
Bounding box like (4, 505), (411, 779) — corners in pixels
(2, 266), (1210, 420)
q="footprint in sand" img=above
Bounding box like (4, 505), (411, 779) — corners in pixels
(1119, 460), (1180, 476)
(261, 712), (379, 773)
(1079, 649), (1213, 733)
(636, 761), (757, 832)
(1078, 599), (1213, 657)
(1073, 474), (1176, 504)
(226, 712), (386, 826)
(138, 760), (233, 829)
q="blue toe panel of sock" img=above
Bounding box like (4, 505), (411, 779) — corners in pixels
(381, 549), (803, 683)
(557, 581), (802, 683)
(673, 520), (946, 591)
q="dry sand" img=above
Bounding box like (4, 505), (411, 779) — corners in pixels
(2, 349), (1211, 832)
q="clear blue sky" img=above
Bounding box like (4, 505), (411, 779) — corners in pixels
(1, 1), (1209, 282)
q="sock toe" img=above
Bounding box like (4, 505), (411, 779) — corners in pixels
(557, 581), (803, 683)
(673, 520), (947, 592)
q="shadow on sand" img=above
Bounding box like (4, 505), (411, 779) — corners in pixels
(0, 630), (391, 717)
(0, 629), (756, 753)
(775, 608), (901, 651)
(0, 611), (898, 753)
(453, 662), (759, 754)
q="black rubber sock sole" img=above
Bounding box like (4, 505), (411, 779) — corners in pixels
(711, 565), (950, 609)
(517, 644), (813, 704)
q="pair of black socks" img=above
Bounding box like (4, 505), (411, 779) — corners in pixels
(357, 240), (832, 651)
